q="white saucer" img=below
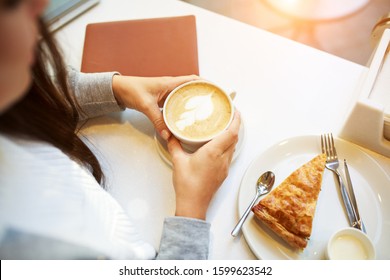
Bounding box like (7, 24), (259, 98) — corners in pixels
(154, 119), (246, 167)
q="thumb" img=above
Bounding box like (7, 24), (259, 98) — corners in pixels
(167, 135), (185, 162)
(146, 106), (171, 141)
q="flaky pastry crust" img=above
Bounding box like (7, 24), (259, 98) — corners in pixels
(252, 154), (326, 250)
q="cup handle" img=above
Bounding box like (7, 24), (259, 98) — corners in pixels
(229, 91), (237, 101)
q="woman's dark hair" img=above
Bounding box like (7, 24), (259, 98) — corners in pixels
(0, 18), (104, 186)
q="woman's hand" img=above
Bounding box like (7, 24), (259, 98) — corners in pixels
(112, 75), (198, 140)
(167, 111), (241, 220)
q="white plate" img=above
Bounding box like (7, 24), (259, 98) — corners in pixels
(238, 135), (390, 259)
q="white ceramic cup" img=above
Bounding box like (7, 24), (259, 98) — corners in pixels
(326, 227), (376, 260)
(163, 80), (235, 152)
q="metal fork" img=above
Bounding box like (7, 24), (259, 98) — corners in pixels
(321, 133), (361, 231)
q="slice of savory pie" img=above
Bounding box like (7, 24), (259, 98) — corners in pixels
(252, 154), (326, 250)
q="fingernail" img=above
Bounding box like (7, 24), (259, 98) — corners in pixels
(161, 130), (170, 141)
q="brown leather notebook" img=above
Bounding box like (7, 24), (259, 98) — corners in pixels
(81, 15), (199, 77)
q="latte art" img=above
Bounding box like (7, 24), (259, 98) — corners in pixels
(175, 93), (214, 131)
(165, 83), (232, 140)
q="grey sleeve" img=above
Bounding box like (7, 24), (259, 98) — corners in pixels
(156, 216), (211, 260)
(67, 68), (125, 120)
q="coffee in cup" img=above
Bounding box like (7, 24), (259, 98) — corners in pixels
(163, 80), (234, 151)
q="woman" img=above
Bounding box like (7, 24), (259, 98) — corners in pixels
(0, 0), (241, 259)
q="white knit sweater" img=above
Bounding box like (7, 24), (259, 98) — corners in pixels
(0, 70), (210, 259)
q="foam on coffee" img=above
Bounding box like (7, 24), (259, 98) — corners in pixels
(165, 82), (232, 140)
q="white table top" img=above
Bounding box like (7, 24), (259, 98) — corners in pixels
(56, 0), (390, 259)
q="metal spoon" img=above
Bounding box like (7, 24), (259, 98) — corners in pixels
(231, 171), (275, 237)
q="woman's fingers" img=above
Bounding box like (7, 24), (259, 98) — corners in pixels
(144, 105), (171, 140)
(205, 110), (241, 155)
(167, 134), (186, 161)
(165, 75), (199, 92)
(167, 110), (241, 159)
